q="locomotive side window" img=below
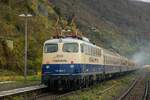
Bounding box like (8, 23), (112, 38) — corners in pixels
(63, 43), (78, 53)
(44, 44), (58, 53)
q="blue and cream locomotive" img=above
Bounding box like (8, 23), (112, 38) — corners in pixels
(42, 36), (136, 90)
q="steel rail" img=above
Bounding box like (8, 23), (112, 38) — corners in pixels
(117, 77), (139, 100)
(143, 81), (149, 100)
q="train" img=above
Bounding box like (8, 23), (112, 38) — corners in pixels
(41, 35), (137, 90)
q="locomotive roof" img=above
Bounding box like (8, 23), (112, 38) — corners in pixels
(44, 37), (99, 48)
(44, 37), (129, 60)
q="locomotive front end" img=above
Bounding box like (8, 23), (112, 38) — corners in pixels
(42, 38), (82, 88)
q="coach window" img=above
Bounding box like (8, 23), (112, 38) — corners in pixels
(81, 44), (84, 53)
(44, 44), (58, 53)
(63, 43), (78, 53)
(96, 49), (98, 56)
(87, 46), (90, 55)
(94, 48), (96, 56)
(98, 49), (101, 56)
(90, 46), (92, 55)
(93, 48), (95, 56)
(91, 47), (93, 56)
(85, 45), (88, 54)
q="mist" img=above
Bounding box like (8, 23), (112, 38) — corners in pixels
(132, 0), (150, 3)
(131, 44), (150, 66)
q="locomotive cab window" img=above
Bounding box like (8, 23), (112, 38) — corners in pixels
(44, 44), (58, 53)
(63, 43), (78, 53)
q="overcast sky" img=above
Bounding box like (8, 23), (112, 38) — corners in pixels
(136, 0), (150, 3)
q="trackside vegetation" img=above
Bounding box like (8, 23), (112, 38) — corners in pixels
(61, 72), (138, 100)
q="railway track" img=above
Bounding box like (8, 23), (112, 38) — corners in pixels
(36, 88), (90, 100)
(143, 80), (150, 100)
(117, 71), (150, 100)
(36, 92), (73, 100)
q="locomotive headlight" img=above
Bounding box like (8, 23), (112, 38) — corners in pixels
(70, 65), (74, 68)
(46, 65), (50, 69)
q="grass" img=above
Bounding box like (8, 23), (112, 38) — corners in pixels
(0, 69), (41, 81)
(0, 74), (41, 82)
(0, 69), (41, 91)
(61, 72), (138, 100)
